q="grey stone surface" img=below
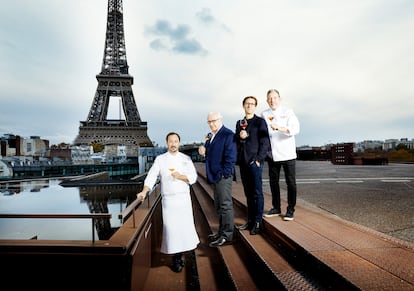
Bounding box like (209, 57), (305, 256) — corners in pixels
(260, 160), (414, 244)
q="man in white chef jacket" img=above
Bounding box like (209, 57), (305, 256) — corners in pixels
(137, 132), (200, 272)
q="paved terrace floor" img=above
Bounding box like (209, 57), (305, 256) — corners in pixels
(197, 161), (414, 289)
(257, 160), (414, 244)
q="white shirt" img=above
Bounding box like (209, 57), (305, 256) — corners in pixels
(209, 124), (223, 143)
(144, 151), (198, 195)
(261, 106), (300, 162)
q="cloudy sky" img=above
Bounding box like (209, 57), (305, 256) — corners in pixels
(1, 0), (413, 147)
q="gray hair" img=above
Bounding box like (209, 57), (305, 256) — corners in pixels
(207, 112), (223, 120)
(267, 89), (280, 96)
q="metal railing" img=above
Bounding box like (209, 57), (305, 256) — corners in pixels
(0, 176), (155, 243)
(0, 213), (111, 243)
(118, 180), (160, 228)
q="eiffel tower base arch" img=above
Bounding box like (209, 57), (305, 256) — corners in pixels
(74, 122), (153, 158)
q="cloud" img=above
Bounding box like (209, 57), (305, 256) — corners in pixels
(0, 0), (413, 148)
(196, 8), (215, 25)
(145, 20), (207, 56)
(195, 7), (231, 32)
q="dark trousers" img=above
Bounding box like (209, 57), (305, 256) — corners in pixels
(213, 176), (234, 240)
(239, 162), (264, 224)
(267, 159), (297, 213)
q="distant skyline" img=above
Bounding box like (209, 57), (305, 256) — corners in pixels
(0, 131), (409, 148)
(1, 1), (413, 147)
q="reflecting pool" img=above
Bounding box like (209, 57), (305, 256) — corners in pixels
(0, 179), (141, 240)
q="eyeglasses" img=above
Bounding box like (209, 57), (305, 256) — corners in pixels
(207, 119), (219, 124)
(244, 102), (256, 106)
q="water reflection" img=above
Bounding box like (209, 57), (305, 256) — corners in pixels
(78, 183), (142, 240)
(0, 179), (142, 240)
(0, 179), (50, 195)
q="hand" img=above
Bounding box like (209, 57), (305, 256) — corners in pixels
(136, 191), (146, 201)
(198, 145), (206, 156)
(240, 130), (248, 139)
(273, 126), (289, 134)
(171, 171), (180, 180)
(270, 124), (279, 131)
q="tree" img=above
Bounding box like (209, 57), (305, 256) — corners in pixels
(91, 142), (104, 153)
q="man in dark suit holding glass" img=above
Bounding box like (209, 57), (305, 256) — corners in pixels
(199, 112), (237, 247)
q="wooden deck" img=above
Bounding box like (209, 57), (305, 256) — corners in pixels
(140, 164), (414, 290)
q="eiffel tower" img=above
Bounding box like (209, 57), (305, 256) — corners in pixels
(73, 0), (153, 150)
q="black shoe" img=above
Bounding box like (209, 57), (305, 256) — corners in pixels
(171, 255), (185, 272)
(263, 208), (282, 218)
(283, 211), (294, 221)
(208, 233), (220, 240)
(250, 222), (262, 235)
(209, 237), (231, 247)
(237, 222), (251, 230)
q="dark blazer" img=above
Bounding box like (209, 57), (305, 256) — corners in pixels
(204, 125), (237, 184)
(235, 114), (270, 166)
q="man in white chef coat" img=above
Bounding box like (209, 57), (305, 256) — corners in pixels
(137, 132), (199, 272)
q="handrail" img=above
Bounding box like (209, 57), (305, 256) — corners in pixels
(118, 180), (160, 228)
(0, 213), (111, 219)
(130, 172), (147, 181)
(0, 213), (111, 243)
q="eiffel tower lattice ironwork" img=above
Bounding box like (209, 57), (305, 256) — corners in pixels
(73, 0), (153, 147)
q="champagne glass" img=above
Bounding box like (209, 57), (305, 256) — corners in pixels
(240, 119), (248, 130)
(168, 167), (175, 180)
(239, 119), (249, 137)
(268, 115), (278, 130)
